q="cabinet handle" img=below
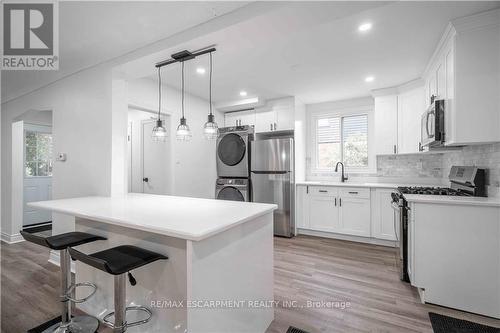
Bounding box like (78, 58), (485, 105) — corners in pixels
(339, 198), (342, 207)
(335, 198), (337, 206)
(319, 190), (328, 193)
(306, 186), (309, 194)
(274, 123), (277, 131)
(348, 191), (358, 194)
(270, 123), (273, 131)
(393, 145), (397, 154)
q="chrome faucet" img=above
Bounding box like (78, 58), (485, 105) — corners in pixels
(335, 162), (348, 182)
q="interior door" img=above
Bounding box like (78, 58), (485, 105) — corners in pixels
(141, 120), (171, 195)
(23, 178), (52, 226)
(23, 125), (53, 227)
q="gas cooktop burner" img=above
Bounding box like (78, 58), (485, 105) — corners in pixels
(397, 186), (472, 196)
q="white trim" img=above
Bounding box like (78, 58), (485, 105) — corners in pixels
(423, 23), (456, 77)
(49, 250), (76, 273)
(372, 78), (425, 97)
(297, 228), (397, 248)
(1, 232), (24, 244)
(451, 8), (500, 33)
(307, 99), (375, 175)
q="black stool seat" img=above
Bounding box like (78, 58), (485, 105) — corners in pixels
(69, 245), (168, 275)
(20, 231), (106, 250)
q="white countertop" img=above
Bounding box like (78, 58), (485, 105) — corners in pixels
(29, 193), (277, 241)
(404, 194), (500, 207)
(296, 181), (441, 189)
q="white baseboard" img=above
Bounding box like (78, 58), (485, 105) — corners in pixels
(1, 232), (25, 244)
(48, 250), (76, 273)
(297, 228), (397, 247)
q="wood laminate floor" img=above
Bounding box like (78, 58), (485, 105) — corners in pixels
(2, 235), (499, 332)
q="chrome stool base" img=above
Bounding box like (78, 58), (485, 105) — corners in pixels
(41, 315), (99, 333)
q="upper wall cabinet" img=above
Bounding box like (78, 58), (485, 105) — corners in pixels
(224, 97), (295, 132)
(224, 109), (256, 127)
(373, 85), (424, 156)
(374, 94), (398, 155)
(423, 9), (500, 146)
(255, 97), (295, 133)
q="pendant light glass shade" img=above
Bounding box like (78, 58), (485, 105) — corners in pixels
(152, 67), (167, 142)
(176, 62), (192, 141)
(152, 119), (168, 141)
(203, 52), (218, 140)
(176, 117), (192, 141)
(204, 114), (219, 140)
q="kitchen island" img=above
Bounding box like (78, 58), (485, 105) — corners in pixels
(30, 193), (277, 333)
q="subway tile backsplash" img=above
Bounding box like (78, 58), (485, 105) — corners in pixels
(307, 143), (500, 197)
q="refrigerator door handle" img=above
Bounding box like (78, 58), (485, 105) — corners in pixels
(251, 170), (289, 174)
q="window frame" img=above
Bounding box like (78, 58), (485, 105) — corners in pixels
(23, 124), (53, 178)
(308, 102), (375, 175)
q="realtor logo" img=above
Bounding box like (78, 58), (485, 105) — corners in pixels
(2, 1), (59, 70)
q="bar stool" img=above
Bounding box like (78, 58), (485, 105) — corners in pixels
(68, 245), (168, 333)
(20, 231), (107, 333)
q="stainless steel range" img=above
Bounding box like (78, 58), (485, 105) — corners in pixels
(391, 166), (486, 282)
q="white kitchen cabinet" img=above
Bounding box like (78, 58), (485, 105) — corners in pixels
(371, 188), (397, 241)
(397, 87), (425, 154)
(307, 186), (339, 232)
(374, 95), (398, 155)
(423, 10), (500, 145)
(255, 107), (276, 132)
(255, 97), (295, 133)
(298, 185), (372, 238)
(339, 197), (371, 237)
(224, 109), (255, 127)
(309, 194), (339, 232)
(409, 200), (500, 318)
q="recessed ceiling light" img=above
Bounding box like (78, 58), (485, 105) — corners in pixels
(239, 91), (248, 97)
(196, 67), (206, 75)
(365, 76), (375, 82)
(358, 23), (372, 32)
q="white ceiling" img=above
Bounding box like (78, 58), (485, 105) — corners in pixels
(1, 1), (248, 102)
(138, 1), (500, 105)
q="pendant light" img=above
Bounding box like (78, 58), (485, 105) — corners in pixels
(203, 52), (219, 140)
(152, 67), (167, 142)
(176, 61), (192, 141)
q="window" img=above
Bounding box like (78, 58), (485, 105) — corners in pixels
(315, 114), (368, 170)
(25, 130), (53, 177)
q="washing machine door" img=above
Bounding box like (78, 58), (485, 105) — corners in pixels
(217, 186), (245, 201)
(218, 133), (246, 166)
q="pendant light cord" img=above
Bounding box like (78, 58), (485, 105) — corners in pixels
(157, 67), (162, 120)
(181, 61), (185, 119)
(209, 52), (213, 116)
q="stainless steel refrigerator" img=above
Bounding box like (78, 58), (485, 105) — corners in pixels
(251, 138), (294, 237)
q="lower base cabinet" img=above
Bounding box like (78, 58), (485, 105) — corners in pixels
(296, 185), (397, 243)
(339, 197), (371, 237)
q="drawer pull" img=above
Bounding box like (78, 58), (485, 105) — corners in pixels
(319, 190), (328, 193)
(348, 191), (359, 194)
(334, 198), (337, 206)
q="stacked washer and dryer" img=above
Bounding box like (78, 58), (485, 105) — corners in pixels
(215, 125), (254, 202)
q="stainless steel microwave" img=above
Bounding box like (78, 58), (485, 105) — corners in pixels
(421, 99), (445, 148)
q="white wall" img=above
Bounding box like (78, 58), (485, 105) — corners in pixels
(1, 3), (274, 241)
(294, 99), (306, 182)
(1, 66), (113, 239)
(128, 78), (221, 199)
